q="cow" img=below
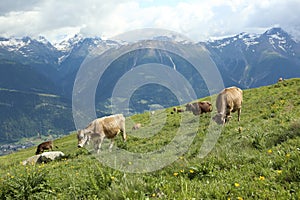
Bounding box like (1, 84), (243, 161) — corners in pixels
(172, 107), (184, 114)
(185, 101), (212, 115)
(77, 114), (126, 153)
(36, 141), (55, 155)
(213, 86), (243, 125)
(132, 123), (142, 130)
(278, 77), (284, 82)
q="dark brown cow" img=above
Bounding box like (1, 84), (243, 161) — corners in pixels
(36, 141), (54, 155)
(185, 101), (212, 115)
(213, 86), (243, 125)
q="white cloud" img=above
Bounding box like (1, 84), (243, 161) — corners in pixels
(0, 0), (299, 42)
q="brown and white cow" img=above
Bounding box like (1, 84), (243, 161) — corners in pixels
(77, 114), (126, 153)
(36, 141), (55, 155)
(132, 123), (142, 130)
(185, 101), (212, 115)
(213, 86), (243, 125)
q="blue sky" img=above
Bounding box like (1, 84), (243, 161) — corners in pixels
(0, 0), (299, 43)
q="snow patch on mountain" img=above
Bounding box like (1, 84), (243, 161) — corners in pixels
(0, 38), (27, 51)
(54, 34), (84, 52)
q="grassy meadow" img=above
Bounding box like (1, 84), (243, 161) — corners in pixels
(0, 78), (300, 199)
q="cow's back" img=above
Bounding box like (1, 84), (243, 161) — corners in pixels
(221, 87), (242, 111)
(216, 87), (242, 111)
(226, 87), (242, 111)
(95, 114), (125, 138)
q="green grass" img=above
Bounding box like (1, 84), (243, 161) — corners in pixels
(1, 78), (300, 199)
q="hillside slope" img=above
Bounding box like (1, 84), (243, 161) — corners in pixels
(0, 78), (299, 199)
(0, 88), (74, 145)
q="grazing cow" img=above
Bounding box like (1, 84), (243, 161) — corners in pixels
(77, 114), (126, 153)
(132, 123), (142, 130)
(36, 141), (55, 155)
(172, 107), (184, 114)
(185, 101), (212, 115)
(213, 86), (243, 125)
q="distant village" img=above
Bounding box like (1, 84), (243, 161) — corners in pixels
(0, 142), (35, 156)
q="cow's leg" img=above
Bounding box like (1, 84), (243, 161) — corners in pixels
(95, 135), (105, 154)
(237, 108), (241, 121)
(109, 138), (114, 152)
(121, 124), (126, 142)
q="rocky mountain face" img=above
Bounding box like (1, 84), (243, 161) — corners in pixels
(203, 27), (300, 88)
(1, 28), (299, 93)
(0, 27), (299, 144)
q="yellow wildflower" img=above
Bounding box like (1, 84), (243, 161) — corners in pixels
(267, 149), (272, 154)
(152, 193), (156, 197)
(259, 176), (265, 181)
(111, 176), (115, 180)
(237, 197), (243, 200)
(286, 153), (291, 158)
(276, 170), (282, 174)
(189, 169), (194, 173)
(234, 183), (240, 187)
(173, 172), (179, 176)
(180, 169), (184, 173)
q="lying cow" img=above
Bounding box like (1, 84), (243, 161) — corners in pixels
(77, 114), (126, 153)
(172, 107), (184, 114)
(185, 101), (212, 115)
(213, 86), (243, 125)
(132, 123), (142, 130)
(36, 141), (56, 155)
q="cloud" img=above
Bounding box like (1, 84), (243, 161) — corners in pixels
(0, 0), (299, 42)
(244, 0), (300, 37)
(0, 0), (41, 15)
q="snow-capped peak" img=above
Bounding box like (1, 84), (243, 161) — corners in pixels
(54, 34), (84, 52)
(239, 32), (260, 47)
(0, 37), (27, 51)
(35, 36), (51, 45)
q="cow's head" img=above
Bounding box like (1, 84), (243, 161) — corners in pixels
(213, 113), (226, 125)
(77, 129), (91, 148)
(207, 103), (213, 112)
